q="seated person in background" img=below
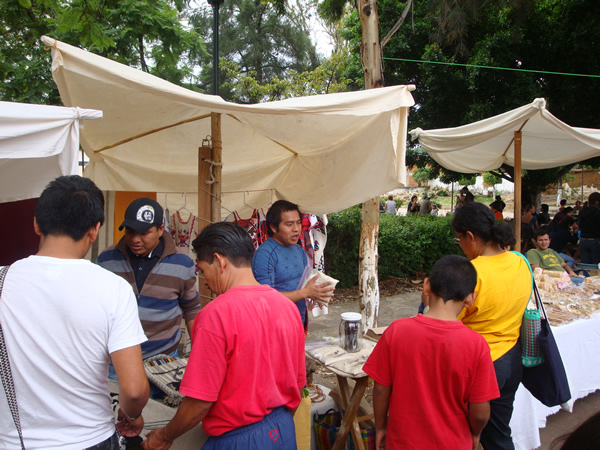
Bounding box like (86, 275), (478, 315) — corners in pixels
(489, 195), (506, 220)
(558, 198), (567, 213)
(521, 205), (537, 248)
(537, 203), (551, 226)
(549, 217), (578, 268)
(364, 255), (499, 450)
(573, 200), (582, 214)
(527, 228), (580, 278)
(407, 195), (419, 214)
(385, 195), (397, 215)
(548, 206), (574, 231)
(430, 203), (439, 217)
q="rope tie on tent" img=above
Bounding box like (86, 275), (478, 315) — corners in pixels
(203, 158), (222, 185)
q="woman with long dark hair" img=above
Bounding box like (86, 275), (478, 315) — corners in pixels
(452, 202), (532, 450)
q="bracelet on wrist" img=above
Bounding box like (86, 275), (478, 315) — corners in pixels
(123, 410), (142, 421)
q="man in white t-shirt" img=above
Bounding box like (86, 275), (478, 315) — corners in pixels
(0, 176), (149, 449)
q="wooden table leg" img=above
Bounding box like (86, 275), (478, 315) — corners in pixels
(332, 376), (368, 450)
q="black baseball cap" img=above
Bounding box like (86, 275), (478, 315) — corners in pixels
(119, 197), (164, 233)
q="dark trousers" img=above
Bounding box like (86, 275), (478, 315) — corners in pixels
(85, 431), (120, 450)
(480, 342), (523, 450)
(579, 238), (600, 264)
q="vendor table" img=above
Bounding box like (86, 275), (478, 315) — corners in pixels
(510, 313), (600, 450)
(306, 340), (376, 450)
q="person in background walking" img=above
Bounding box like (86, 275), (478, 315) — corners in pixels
(385, 195), (397, 215)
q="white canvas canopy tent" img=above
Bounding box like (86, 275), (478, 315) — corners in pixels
(409, 98), (600, 249)
(41, 36), (415, 217)
(0, 101), (102, 203)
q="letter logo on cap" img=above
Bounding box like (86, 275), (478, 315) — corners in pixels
(136, 205), (155, 224)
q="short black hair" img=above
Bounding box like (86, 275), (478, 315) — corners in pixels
(534, 227), (550, 240)
(588, 192), (600, 206)
(452, 202), (516, 248)
(192, 222), (254, 267)
(265, 200), (301, 237)
(35, 175), (104, 241)
(429, 255), (477, 303)
(560, 199), (567, 206)
(541, 203), (549, 212)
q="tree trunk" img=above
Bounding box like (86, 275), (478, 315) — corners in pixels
(357, 0), (384, 330)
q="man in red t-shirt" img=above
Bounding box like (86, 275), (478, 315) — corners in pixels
(142, 222), (306, 449)
(363, 255), (499, 449)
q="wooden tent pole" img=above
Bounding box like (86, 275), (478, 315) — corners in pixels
(211, 112), (222, 222)
(198, 145), (213, 307)
(514, 131), (522, 252)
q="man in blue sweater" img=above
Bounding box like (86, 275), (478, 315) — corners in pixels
(252, 200), (334, 330)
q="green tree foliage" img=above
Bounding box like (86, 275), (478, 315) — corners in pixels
(341, 0), (600, 197)
(220, 49), (352, 103)
(1, 0), (207, 104)
(483, 172), (502, 186)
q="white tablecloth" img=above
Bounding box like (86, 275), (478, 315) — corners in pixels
(510, 314), (600, 449)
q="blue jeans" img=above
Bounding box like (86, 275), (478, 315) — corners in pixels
(480, 342), (523, 450)
(202, 407), (296, 449)
(558, 252), (576, 268)
(108, 349), (179, 381)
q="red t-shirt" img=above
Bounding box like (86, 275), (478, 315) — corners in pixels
(363, 315), (499, 449)
(180, 284), (306, 436)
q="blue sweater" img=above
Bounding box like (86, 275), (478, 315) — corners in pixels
(252, 238), (308, 325)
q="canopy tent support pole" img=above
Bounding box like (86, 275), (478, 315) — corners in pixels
(514, 131), (522, 252)
(198, 145), (214, 307)
(211, 112), (222, 223)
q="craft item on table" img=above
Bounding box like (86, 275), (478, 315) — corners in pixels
(299, 214), (328, 271)
(170, 211), (199, 258)
(313, 409), (375, 450)
(144, 355), (187, 406)
(300, 268), (339, 318)
(339, 312), (362, 353)
(306, 339), (375, 377)
(233, 209), (268, 250)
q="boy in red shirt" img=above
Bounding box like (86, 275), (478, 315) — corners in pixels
(363, 255), (499, 449)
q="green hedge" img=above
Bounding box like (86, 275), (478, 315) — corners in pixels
(324, 208), (463, 288)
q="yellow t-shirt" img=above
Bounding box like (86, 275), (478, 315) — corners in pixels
(458, 252), (532, 361)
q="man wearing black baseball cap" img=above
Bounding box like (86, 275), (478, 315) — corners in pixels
(98, 197), (200, 379)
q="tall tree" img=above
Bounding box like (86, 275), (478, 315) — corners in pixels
(341, 0), (600, 201)
(187, 0), (320, 98)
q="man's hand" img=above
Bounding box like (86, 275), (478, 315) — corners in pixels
(117, 409), (144, 437)
(142, 428), (173, 450)
(304, 275), (334, 302)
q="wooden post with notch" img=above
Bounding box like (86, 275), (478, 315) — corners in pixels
(198, 145), (213, 307)
(514, 131), (522, 252)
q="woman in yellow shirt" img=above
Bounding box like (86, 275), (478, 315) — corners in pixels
(452, 202), (531, 450)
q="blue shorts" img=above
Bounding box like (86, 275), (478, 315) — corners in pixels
(202, 407), (297, 450)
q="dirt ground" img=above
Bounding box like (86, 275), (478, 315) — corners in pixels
(305, 277), (600, 450)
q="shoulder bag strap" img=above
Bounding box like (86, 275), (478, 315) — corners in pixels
(0, 265), (26, 449)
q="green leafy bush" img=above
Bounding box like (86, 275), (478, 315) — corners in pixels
(325, 210), (463, 288)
